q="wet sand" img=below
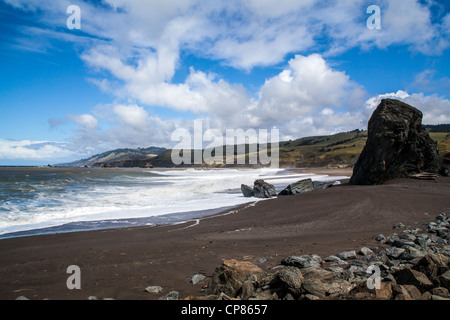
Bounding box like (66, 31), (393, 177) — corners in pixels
(0, 169), (449, 300)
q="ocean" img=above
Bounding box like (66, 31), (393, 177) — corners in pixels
(0, 167), (348, 239)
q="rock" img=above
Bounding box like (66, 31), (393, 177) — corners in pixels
(257, 257), (267, 264)
(145, 285), (163, 293)
(393, 222), (405, 229)
(281, 254), (322, 269)
(207, 259), (265, 297)
(395, 268), (433, 292)
(431, 287), (450, 298)
(439, 270), (450, 289)
(384, 247), (406, 259)
(15, 296), (29, 300)
(392, 284), (413, 300)
(375, 283), (393, 300)
(400, 247), (425, 261)
(190, 274), (206, 285)
(240, 184), (254, 197)
(312, 181), (334, 190)
(324, 255), (342, 262)
(350, 99), (444, 185)
(359, 247), (374, 256)
(301, 266), (353, 298)
(345, 260), (369, 276)
(421, 291), (432, 300)
(337, 251), (357, 260)
(402, 284), (422, 300)
(240, 280), (255, 300)
(275, 267), (304, 296)
(375, 234), (386, 242)
(159, 291), (179, 300)
(391, 239), (414, 248)
(278, 179), (314, 196)
(253, 180), (276, 198)
(412, 253), (450, 285)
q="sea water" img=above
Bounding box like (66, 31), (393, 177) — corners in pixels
(0, 167), (348, 239)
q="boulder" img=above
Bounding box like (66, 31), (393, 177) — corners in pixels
(350, 99), (445, 185)
(301, 266), (353, 298)
(189, 274), (206, 285)
(412, 253), (450, 285)
(395, 268), (433, 292)
(359, 247), (374, 256)
(278, 179), (315, 195)
(281, 254), (322, 269)
(337, 250), (357, 260)
(252, 180), (276, 198)
(240, 184), (254, 197)
(274, 267), (304, 296)
(439, 270), (450, 289)
(312, 181), (334, 190)
(207, 259), (265, 297)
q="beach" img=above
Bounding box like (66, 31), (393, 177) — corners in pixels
(0, 169), (449, 300)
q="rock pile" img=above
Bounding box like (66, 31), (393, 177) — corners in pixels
(185, 213), (450, 300)
(241, 179), (335, 198)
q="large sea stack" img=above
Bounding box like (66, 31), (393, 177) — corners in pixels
(350, 99), (444, 185)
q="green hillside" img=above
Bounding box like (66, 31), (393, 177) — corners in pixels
(57, 146), (166, 167)
(149, 130), (449, 168)
(58, 130), (450, 168)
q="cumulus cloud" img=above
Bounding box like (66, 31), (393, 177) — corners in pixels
(364, 90), (450, 125)
(0, 139), (77, 164)
(69, 114), (98, 129)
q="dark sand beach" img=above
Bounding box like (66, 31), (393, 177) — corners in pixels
(0, 168), (449, 300)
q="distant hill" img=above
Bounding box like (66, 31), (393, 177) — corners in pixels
(149, 130), (369, 168)
(424, 124), (450, 133)
(150, 129), (450, 168)
(57, 146), (166, 167)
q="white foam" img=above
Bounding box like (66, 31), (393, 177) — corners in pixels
(0, 168), (349, 236)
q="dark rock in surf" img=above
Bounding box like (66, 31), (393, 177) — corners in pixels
(278, 179), (315, 196)
(241, 184), (254, 197)
(253, 180), (276, 198)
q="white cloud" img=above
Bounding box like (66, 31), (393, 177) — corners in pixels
(70, 114), (98, 129)
(0, 139), (76, 161)
(364, 90), (450, 125)
(251, 54), (368, 136)
(113, 104), (149, 130)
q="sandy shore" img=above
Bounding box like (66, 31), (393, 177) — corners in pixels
(0, 169), (449, 300)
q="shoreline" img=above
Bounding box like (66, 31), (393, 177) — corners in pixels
(2, 170), (448, 300)
(0, 167), (352, 240)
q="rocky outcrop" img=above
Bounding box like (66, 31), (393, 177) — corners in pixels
(241, 180), (277, 198)
(242, 179), (335, 198)
(186, 212), (450, 301)
(278, 179), (315, 195)
(278, 179), (334, 196)
(350, 99), (446, 185)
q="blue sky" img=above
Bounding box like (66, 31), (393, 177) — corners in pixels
(0, 0), (449, 165)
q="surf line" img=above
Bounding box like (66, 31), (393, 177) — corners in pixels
(168, 201), (261, 232)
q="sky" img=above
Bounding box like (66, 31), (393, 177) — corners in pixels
(0, 0), (449, 165)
